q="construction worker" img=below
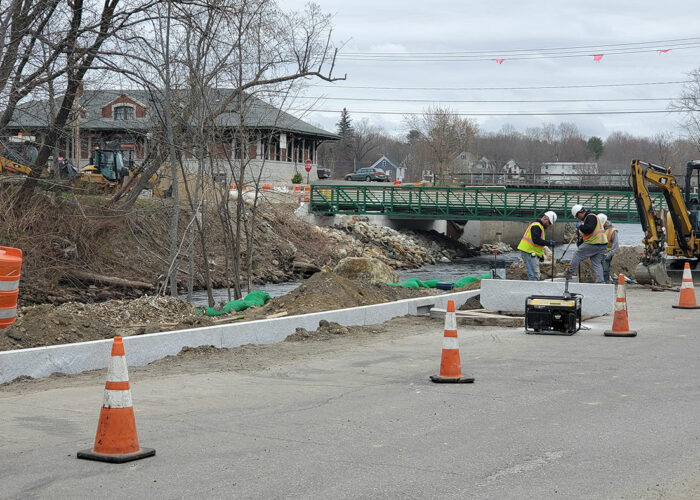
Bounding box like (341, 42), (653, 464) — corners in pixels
(565, 204), (609, 283)
(517, 210), (557, 280)
(600, 214), (619, 282)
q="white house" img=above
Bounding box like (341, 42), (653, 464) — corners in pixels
(539, 162), (598, 185)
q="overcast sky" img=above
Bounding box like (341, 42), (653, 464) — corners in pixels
(286, 0), (700, 140)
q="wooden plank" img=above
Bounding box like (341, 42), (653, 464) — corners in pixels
(430, 308), (517, 320)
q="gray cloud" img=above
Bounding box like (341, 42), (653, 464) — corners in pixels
(286, 0), (700, 139)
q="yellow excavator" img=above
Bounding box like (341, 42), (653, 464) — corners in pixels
(76, 144), (134, 192)
(0, 134), (37, 176)
(630, 159), (700, 285)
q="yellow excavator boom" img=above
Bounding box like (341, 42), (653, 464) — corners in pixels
(630, 159), (700, 284)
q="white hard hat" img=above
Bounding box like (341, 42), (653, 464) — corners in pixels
(597, 213), (607, 226)
(571, 204), (584, 218)
(544, 210), (557, 224)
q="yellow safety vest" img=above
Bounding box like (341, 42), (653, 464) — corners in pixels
(605, 226), (618, 250)
(517, 221), (546, 257)
(582, 214), (608, 245)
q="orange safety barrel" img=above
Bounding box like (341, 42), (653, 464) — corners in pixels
(0, 290), (19, 308)
(0, 246), (22, 329)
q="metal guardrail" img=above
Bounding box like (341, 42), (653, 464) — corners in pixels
(310, 185), (666, 222)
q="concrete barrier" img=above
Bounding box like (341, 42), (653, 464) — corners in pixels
(480, 279), (614, 317)
(0, 290), (480, 384)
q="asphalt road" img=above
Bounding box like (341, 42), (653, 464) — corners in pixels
(2, 288), (699, 499)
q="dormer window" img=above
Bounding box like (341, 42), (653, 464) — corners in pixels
(114, 105), (135, 120)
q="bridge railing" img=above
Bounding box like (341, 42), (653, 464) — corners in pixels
(452, 172), (633, 189)
(309, 185), (666, 223)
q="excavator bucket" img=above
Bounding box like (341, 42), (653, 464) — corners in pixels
(634, 261), (671, 286)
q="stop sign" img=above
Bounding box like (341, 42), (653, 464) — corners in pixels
(304, 159), (312, 172)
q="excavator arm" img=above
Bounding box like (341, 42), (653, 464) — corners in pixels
(630, 159), (700, 284)
(630, 159), (667, 266)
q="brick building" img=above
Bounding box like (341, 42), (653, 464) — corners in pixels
(5, 88), (338, 185)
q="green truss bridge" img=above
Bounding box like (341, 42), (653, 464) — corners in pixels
(309, 185), (665, 223)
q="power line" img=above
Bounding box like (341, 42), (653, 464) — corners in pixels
(341, 36), (700, 56)
(337, 44), (700, 62)
(290, 108), (686, 117)
(309, 80), (692, 91)
(294, 96), (677, 104)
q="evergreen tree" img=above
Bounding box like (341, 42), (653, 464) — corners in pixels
(586, 136), (604, 161)
(335, 108), (355, 173)
(337, 107), (353, 138)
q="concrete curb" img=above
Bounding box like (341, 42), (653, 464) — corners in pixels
(480, 279), (614, 316)
(0, 290), (480, 384)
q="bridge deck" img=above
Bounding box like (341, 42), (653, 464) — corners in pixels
(309, 185), (664, 222)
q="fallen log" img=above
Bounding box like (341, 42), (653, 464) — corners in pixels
(69, 270), (155, 290)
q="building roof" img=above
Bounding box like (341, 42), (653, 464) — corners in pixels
(368, 155), (398, 171)
(7, 88), (338, 140)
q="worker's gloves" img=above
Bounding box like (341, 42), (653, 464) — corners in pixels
(576, 237), (583, 247)
(575, 222), (583, 229)
(546, 240), (556, 248)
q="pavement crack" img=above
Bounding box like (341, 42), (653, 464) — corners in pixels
(484, 450), (566, 483)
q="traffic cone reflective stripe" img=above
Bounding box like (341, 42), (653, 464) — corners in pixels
(672, 263), (700, 309)
(604, 275), (637, 337)
(430, 300), (474, 383)
(78, 337), (155, 463)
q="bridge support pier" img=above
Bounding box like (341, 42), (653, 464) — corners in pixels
(300, 209), (569, 247)
(457, 220), (566, 247)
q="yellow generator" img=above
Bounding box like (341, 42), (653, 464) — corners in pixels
(525, 284), (582, 335)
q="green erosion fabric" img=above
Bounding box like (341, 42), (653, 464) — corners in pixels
(454, 273), (491, 288)
(196, 291), (271, 316)
(389, 273), (490, 289)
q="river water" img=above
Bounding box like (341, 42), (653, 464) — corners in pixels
(185, 223), (644, 306)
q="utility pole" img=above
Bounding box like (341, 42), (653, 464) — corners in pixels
(72, 82), (82, 166)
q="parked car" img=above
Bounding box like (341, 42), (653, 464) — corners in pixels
(344, 167), (390, 182)
(317, 166), (331, 179)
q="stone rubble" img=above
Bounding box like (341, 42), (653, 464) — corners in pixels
(480, 242), (514, 254)
(315, 216), (474, 269)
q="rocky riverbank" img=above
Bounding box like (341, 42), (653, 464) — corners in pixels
(315, 216), (478, 269)
(2, 194), (477, 306)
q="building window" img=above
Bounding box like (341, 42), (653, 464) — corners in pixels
(114, 106), (135, 120)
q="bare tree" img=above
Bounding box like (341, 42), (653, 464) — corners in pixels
(352, 119), (381, 168)
(107, 0), (343, 301)
(404, 106), (478, 185)
(674, 66), (700, 152)
(2, 0), (153, 207)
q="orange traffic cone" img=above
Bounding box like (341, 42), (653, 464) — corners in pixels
(604, 274), (637, 337)
(672, 262), (700, 309)
(430, 300), (475, 383)
(78, 337), (155, 463)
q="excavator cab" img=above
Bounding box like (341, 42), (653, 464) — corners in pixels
(77, 145), (132, 192)
(87, 147), (130, 181)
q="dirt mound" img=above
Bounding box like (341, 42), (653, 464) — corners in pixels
(507, 261), (569, 280)
(579, 246), (642, 282)
(0, 296), (210, 351)
(506, 246), (642, 282)
(241, 271), (439, 320)
(0, 271), (440, 351)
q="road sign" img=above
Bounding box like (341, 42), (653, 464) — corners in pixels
(304, 159), (312, 172)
